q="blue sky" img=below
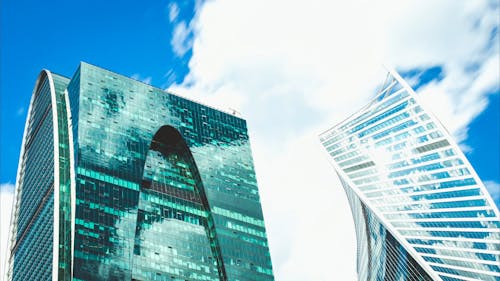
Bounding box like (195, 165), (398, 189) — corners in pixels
(1, 1), (499, 280)
(0, 0), (195, 183)
(2, 0), (498, 201)
(402, 66), (500, 185)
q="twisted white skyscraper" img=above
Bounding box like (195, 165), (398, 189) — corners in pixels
(320, 69), (500, 281)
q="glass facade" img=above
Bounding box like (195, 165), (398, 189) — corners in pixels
(7, 71), (72, 281)
(8, 62), (274, 281)
(320, 70), (500, 281)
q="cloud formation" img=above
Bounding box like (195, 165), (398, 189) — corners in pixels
(484, 181), (500, 206)
(168, 2), (179, 23)
(167, 0), (499, 279)
(131, 73), (153, 85)
(171, 21), (194, 57)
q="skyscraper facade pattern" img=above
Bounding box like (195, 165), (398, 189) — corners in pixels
(319, 69), (500, 281)
(7, 62), (274, 281)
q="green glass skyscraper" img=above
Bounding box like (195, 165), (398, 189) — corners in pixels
(7, 62), (274, 281)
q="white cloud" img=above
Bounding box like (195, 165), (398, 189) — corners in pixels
(252, 133), (357, 279)
(170, 0), (499, 280)
(171, 21), (194, 57)
(484, 181), (500, 206)
(167, 0), (499, 279)
(417, 51), (499, 147)
(1, 183), (15, 281)
(130, 73), (152, 85)
(168, 2), (179, 23)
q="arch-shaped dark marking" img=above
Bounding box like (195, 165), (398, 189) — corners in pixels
(139, 125), (227, 280)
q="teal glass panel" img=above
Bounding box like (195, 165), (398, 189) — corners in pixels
(10, 73), (55, 281)
(10, 62), (274, 281)
(67, 62), (273, 280)
(52, 73), (73, 280)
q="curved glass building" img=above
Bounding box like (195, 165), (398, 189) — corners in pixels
(7, 62), (274, 281)
(319, 69), (500, 281)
